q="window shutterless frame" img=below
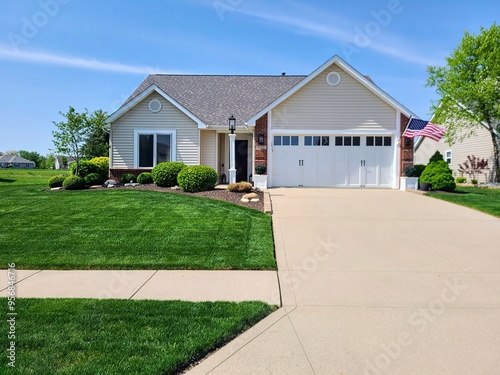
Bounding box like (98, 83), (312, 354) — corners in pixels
(134, 130), (176, 168)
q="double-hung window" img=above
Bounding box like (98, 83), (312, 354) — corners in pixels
(135, 130), (176, 168)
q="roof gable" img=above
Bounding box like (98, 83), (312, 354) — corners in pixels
(247, 55), (416, 125)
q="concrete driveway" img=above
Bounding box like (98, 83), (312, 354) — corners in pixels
(189, 189), (500, 375)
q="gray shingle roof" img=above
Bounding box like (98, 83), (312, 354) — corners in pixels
(0, 155), (35, 164)
(126, 75), (307, 126)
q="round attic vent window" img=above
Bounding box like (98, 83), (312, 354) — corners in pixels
(326, 71), (341, 86)
(148, 99), (162, 113)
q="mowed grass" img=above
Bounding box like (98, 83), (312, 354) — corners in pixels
(0, 169), (276, 270)
(428, 186), (500, 218)
(0, 298), (276, 375)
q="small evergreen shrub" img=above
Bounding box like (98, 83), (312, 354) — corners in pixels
(152, 162), (187, 187)
(456, 177), (467, 183)
(403, 166), (417, 177)
(137, 172), (153, 184)
(420, 160), (456, 191)
(89, 157), (109, 180)
(63, 176), (86, 190)
(414, 164), (426, 178)
(255, 164), (266, 175)
(84, 173), (103, 186)
(471, 178), (478, 185)
(48, 175), (66, 188)
(177, 165), (218, 193)
(228, 182), (253, 193)
(70, 157), (109, 180)
(120, 173), (136, 184)
(429, 150), (444, 163)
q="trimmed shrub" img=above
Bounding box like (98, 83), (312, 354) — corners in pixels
(70, 157), (109, 180)
(89, 157), (109, 180)
(403, 166), (417, 177)
(177, 165), (218, 193)
(228, 182), (253, 193)
(255, 164), (266, 175)
(471, 178), (478, 185)
(137, 172), (153, 184)
(120, 173), (136, 184)
(429, 150), (444, 163)
(48, 175), (67, 188)
(63, 176), (86, 190)
(456, 176), (467, 183)
(414, 164), (426, 178)
(84, 173), (103, 186)
(420, 160), (456, 191)
(152, 162), (187, 187)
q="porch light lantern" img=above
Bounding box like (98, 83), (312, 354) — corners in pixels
(228, 115), (236, 134)
(228, 115), (237, 184)
(258, 133), (265, 145)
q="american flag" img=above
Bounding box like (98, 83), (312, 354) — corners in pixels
(402, 118), (445, 142)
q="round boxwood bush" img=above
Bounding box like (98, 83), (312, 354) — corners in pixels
(48, 175), (67, 188)
(84, 173), (103, 186)
(420, 160), (456, 192)
(120, 173), (137, 184)
(152, 162), (187, 187)
(89, 157), (109, 180)
(177, 165), (218, 193)
(63, 175), (86, 190)
(137, 172), (153, 184)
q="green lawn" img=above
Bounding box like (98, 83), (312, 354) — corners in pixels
(0, 169), (276, 270)
(428, 186), (500, 218)
(1, 298), (275, 374)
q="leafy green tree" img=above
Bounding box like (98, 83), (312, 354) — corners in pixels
(426, 23), (500, 182)
(82, 109), (109, 158)
(18, 150), (44, 168)
(52, 107), (90, 176)
(42, 154), (56, 169)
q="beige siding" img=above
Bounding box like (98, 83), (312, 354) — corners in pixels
(272, 64), (396, 131)
(111, 92), (199, 168)
(415, 125), (494, 183)
(200, 130), (217, 170)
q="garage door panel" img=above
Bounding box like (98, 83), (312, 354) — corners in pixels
(271, 135), (394, 188)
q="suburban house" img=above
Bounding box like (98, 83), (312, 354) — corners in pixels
(415, 123), (497, 183)
(107, 55), (417, 189)
(54, 155), (75, 170)
(0, 155), (35, 169)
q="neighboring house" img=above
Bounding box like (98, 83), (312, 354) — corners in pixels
(108, 55), (417, 189)
(54, 155), (75, 170)
(415, 123), (496, 183)
(0, 155), (35, 169)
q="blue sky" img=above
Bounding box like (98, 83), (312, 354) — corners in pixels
(0, 0), (498, 155)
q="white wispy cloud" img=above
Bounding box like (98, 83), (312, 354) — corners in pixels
(230, 4), (440, 66)
(0, 46), (165, 74)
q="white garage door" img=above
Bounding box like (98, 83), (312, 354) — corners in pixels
(271, 135), (394, 188)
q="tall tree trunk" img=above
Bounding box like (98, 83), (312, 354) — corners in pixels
(490, 129), (500, 183)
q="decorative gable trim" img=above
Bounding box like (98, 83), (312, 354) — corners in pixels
(107, 85), (207, 128)
(246, 55), (417, 126)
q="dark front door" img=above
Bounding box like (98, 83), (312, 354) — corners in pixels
(235, 140), (248, 182)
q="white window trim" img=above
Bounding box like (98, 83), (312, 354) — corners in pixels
(446, 150), (452, 164)
(134, 129), (176, 168)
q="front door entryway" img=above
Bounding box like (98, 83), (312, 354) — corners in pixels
(235, 140), (248, 182)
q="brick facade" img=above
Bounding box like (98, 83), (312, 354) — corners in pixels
(109, 168), (152, 182)
(254, 113), (268, 172)
(400, 113), (413, 176)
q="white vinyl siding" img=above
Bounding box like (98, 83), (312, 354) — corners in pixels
(200, 130), (217, 170)
(415, 125), (495, 183)
(272, 65), (396, 131)
(111, 92), (199, 168)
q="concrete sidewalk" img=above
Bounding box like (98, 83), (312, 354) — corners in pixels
(0, 270), (280, 305)
(187, 189), (500, 375)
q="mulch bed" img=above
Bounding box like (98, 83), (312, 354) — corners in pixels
(111, 184), (265, 212)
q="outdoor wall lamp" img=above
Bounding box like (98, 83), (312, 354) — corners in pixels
(258, 133), (265, 145)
